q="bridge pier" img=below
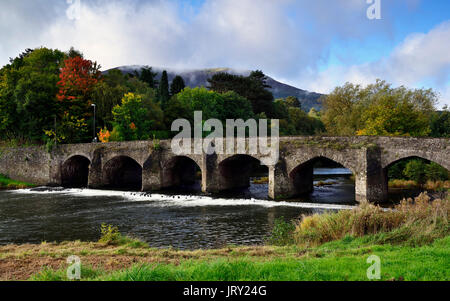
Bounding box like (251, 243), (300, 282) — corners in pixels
(142, 161), (162, 191)
(201, 153), (221, 193)
(87, 149), (103, 189)
(355, 147), (388, 203)
(268, 161), (296, 200)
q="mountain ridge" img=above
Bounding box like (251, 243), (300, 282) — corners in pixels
(108, 66), (324, 111)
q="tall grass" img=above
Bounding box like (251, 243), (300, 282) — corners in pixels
(389, 179), (450, 190)
(293, 193), (449, 247)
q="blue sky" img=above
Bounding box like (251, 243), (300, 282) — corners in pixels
(0, 0), (449, 107)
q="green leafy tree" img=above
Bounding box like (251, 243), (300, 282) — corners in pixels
(220, 91), (254, 120)
(322, 80), (437, 137)
(208, 71), (275, 117)
(321, 83), (366, 136)
(403, 160), (427, 185)
(273, 97), (324, 135)
(430, 106), (450, 138)
(164, 87), (255, 129)
(425, 162), (449, 181)
(92, 69), (164, 131)
(164, 95), (193, 129)
(170, 75), (186, 96)
(1, 48), (66, 142)
(112, 93), (152, 141)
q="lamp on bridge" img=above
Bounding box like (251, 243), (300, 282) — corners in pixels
(91, 103), (97, 143)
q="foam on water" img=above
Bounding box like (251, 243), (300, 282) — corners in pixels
(10, 187), (356, 210)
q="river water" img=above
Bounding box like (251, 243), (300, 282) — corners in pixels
(0, 168), (418, 249)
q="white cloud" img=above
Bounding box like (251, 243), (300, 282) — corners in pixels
(0, 0), (448, 107)
(298, 21), (450, 108)
(0, 0), (392, 73)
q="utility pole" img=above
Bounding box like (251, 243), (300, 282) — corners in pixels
(91, 104), (97, 143)
(54, 115), (57, 144)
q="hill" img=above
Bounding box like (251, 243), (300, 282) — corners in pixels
(109, 66), (324, 111)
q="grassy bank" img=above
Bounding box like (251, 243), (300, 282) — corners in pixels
(0, 174), (35, 190)
(389, 179), (450, 190)
(0, 193), (448, 281)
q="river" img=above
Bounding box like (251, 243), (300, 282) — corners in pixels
(0, 168), (420, 249)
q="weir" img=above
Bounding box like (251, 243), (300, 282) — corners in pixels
(0, 136), (448, 203)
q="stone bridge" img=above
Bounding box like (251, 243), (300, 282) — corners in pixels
(0, 136), (448, 203)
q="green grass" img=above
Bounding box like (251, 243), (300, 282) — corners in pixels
(20, 193), (450, 281)
(0, 174), (35, 189)
(29, 236), (449, 281)
(293, 193), (449, 247)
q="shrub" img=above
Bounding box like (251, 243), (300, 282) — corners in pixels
(292, 193), (449, 247)
(98, 224), (147, 247)
(99, 224), (122, 245)
(266, 217), (296, 246)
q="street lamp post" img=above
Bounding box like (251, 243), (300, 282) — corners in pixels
(91, 104), (97, 143)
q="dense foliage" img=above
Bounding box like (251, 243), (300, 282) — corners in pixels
(208, 71), (275, 117)
(388, 158), (449, 184)
(0, 47), (448, 147)
(321, 80), (438, 137)
(0, 48), (65, 142)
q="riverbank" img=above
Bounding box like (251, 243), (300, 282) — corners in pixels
(0, 192), (447, 281)
(0, 235), (448, 281)
(0, 174), (35, 190)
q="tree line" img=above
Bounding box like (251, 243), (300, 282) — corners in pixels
(0, 47), (448, 149)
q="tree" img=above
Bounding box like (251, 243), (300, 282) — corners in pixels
(164, 87), (255, 129)
(91, 69), (164, 131)
(170, 75), (186, 96)
(430, 106), (450, 138)
(66, 47), (84, 59)
(322, 80), (437, 137)
(403, 160), (427, 185)
(425, 162), (449, 181)
(112, 93), (153, 141)
(158, 70), (170, 110)
(321, 83), (365, 136)
(273, 97), (324, 136)
(207, 71), (275, 117)
(55, 56), (101, 142)
(249, 70), (271, 89)
(57, 56), (101, 118)
(0, 48), (66, 142)
(139, 66), (158, 89)
(220, 91), (254, 121)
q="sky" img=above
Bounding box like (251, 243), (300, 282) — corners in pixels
(1, 0), (449, 107)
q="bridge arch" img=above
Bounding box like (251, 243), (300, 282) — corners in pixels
(288, 156), (355, 197)
(161, 156), (202, 191)
(218, 154), (269, 193)
(61, 155), (91, 188)
(102, 156), (142, 191)
(383, 153), (450, 171)
(383, 155), (449, 189)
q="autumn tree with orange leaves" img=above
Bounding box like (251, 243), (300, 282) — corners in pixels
(55, 56), (102, 142)
(57, 56), (101, 116)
